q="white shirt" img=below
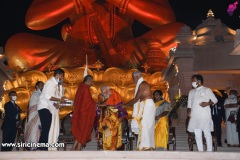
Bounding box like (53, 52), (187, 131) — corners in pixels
(37, 77), (58, 111)
(187, 86), (218, 119)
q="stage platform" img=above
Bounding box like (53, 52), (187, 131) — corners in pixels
(1, 151), (240, 160)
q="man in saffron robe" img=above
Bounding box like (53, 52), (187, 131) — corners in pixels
(153, 90), (171, 150)
(71, 75), (96, 150)
(97, 85), (128, 150)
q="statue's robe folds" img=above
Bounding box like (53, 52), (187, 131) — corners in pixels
(71, 83), (96, 146)
(4, 0), (184, 71)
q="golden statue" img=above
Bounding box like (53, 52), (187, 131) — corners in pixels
(1, 67), (169, 120)
(4, 0), (183, 72)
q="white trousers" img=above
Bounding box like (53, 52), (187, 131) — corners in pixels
(194, 129), (212, 152)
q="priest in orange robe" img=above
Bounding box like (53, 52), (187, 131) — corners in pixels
(70, 75), (96, 150)
(97, 85), (128, 150)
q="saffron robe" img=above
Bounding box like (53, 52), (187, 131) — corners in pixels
(101, 89), (127, 150)
(71, 83), (96, 146)
(105, 89), (122, 105)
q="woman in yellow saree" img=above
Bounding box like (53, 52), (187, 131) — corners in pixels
(153, 90), (171, 150)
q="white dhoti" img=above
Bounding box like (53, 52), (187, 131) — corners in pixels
(137, 99), (156, 150)
(225, 108), (239, 145)
(47, 84), (64, 151)
(48, 106), (59, 151)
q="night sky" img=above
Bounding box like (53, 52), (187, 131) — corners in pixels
(0, 0), (239, 47)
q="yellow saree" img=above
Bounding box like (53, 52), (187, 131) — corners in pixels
(154, 100), (169, 149)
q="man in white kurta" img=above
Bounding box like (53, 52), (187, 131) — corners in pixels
(187, 74), (217, 152)
(24, 81), (44, 150)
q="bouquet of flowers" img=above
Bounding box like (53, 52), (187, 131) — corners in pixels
(169, 95), (188, 120)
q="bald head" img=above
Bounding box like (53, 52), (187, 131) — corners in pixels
(83, 75), (94, 87)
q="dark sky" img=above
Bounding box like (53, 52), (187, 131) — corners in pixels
(0, 0), (239, 47)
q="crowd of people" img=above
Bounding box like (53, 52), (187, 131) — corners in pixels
(1, 70), (240, 152)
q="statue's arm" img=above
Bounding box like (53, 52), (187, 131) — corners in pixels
(107, 0), (176, 28)
(25, 0), (85, 30)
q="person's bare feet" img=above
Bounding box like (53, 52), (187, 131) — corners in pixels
(70, 140), (78, 151)
(77, 142), (83, 151)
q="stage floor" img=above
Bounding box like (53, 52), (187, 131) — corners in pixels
(1, 151), (240, 160)
(0, 120), (240, 160)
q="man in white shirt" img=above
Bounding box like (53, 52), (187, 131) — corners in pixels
(37, 68), (66, 150)
(187, 74), (217, 152)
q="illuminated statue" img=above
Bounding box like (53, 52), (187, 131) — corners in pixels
(5, 0), (183, 71)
